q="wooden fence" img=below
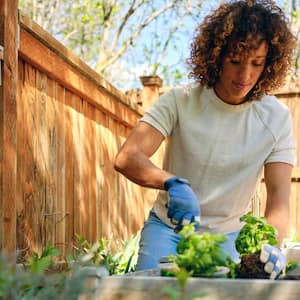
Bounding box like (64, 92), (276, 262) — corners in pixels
(0, 6), (164, 260)
(0, 1), (299, 261)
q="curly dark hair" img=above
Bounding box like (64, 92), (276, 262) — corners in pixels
(187, 0), (297, 100)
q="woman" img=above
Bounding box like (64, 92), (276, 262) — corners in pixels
(114, 0), (297, 278)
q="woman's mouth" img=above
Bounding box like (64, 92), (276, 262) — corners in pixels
(233, 82), (250, 90)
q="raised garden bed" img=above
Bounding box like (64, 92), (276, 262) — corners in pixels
(93, 270), (300, 300)
(92, 225), (300, 299)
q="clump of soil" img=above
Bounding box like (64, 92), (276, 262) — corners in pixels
(236, 253), (269, 279)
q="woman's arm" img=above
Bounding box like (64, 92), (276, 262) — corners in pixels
(264, 162), (293, 245)
(114, 121), (174, 189)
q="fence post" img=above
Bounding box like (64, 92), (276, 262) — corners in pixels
(140, 75), (163, 111)
(0, 0), (18, 255)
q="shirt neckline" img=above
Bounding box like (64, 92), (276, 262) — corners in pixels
(204, 86), (255, 112)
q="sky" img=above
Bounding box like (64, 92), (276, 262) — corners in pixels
(116, 0), (288, 91)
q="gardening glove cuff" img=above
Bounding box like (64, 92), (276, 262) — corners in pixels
(164, 176), (200, 232)
(260, 244), (286, 279)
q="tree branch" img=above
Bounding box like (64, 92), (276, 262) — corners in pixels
(110, 0), (138, 52)
(96, 1), (176, 72)
(100, 0), (117, 55)
(152, 24), (178, 74)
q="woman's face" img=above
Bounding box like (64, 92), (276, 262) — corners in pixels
(214, 41), (268, 105)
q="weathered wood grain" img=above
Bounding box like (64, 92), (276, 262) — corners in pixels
(35, 69), (47, 249)
(16, 60), (26, 259)
(64, 90), (74, 253)
(55, 83), (66, 255)
(95, 276), (300, 300)
(44, 76), (56, 249)
(19, 27), (142, 128)
(0, 0), (18, 254)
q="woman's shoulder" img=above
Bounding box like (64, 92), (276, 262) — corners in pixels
(254, 94), (290, 117)
(168, 84), (204, 102)
(253, 94), (292, 132)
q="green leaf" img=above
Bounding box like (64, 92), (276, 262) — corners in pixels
(235, 212), (279, 256)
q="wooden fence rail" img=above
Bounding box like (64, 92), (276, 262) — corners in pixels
(0, 3), (299, 260)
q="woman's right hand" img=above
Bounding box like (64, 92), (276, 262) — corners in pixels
(164, 176), (201, 232)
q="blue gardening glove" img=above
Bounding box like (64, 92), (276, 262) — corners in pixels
(164, 176), (200, 232)
(260, 244), (286, 279)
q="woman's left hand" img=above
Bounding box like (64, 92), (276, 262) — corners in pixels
(260, 244), (286, 279)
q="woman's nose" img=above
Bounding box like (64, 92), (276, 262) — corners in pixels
(237, 64), (252, 82)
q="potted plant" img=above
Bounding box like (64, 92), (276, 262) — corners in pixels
(235, 212), (278, 278)
(159, 224), (233, 279)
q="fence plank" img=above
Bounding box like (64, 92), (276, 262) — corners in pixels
(0, 0), (18, 254)
(55, 83), (66, 255)
(23, 63), (41, 253)
(88, 103), (97, 242)
(72, 94), (84, 238)
(65, 90), (74, 253)
(45, 76), (56, 249)
(17, 60), (26, 260)
(82, 100), (91, 241)
(95, 109), (104, 239)
(99, 112), (110, 239)
(35, 69), (47, 249)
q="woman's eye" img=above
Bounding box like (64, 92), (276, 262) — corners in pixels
(230, 60), (240, 65)
(253, 62), (264, 67)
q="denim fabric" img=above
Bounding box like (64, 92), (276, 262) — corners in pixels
(135, 210), (240, 271)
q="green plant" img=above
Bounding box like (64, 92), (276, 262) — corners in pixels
(161, 224), (231, 299)
(235, 212), (278, 256)
(26, 245), (60, 274)
(0, 255), (95, 300)
(172, 224), (232, 277)
(286, 260), (298, 272)
(71, 231), (140, 275)
(0, 230), (142, 299)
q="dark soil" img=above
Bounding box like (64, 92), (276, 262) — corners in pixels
(236, 253), (269, 279)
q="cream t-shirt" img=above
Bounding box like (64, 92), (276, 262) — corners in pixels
(141, 85), (296, 234)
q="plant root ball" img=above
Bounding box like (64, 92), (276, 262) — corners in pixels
(237, 253), (269, 279)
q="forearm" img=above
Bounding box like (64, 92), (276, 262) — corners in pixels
(265, 204), (289, 246)
(264, 162), (292, 246)
(114, 149), (173, 189)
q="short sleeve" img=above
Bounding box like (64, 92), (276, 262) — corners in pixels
(140, 88), (179, 138)
(264, 110), (296, 166)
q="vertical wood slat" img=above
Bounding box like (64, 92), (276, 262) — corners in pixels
(23, 64), (39, 251)
(108, 118), (119, 239)
(72, 94), (83, 239)
(35, 69), (47, 248)
(88, 103), (97, 242)
(0, 0), (18, 254)
(95, 109), (104, 239)
(99, 112), (110, 239)
(117, 123), (128, 239)
(65, 90), (74, 253)
(82, 100), (90, 241)
(45, 76), (56, 248)
(56, 83), (66, 255)
(16, 60), (25, 258)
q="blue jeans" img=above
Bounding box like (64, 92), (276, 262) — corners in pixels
(136, 210), (240, 271)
